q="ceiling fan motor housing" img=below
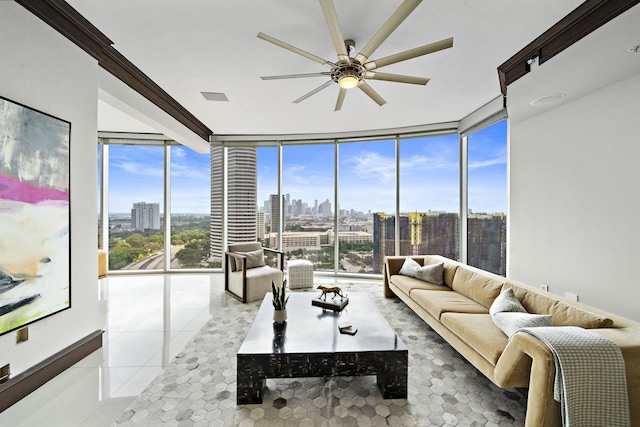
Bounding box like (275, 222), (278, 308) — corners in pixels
(331, 61), (365, 87)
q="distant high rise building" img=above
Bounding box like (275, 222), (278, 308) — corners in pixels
(373, 213), (395, 273)
(131, 202), (160, 230)
(210, 147), (257, 260)
(467, 213), (506, 276)
(318, 198), (332, 217)
(372, 211), (505, 276)
(270, 194), (285, 234)
(256, 211), (265, 241)
(285, 193), (291, 217)
(291, 199), (304, 217)
(373, 212), (459, 274)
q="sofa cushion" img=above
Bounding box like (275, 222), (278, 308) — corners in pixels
(492, 312), (553, 338)
(398, 258), (444, 285)
(411, 289), (489, 320)
(441, 313), (508, 366)
(390, 275), (453, 296)
(451, 267), (505, 308)
(509, 285), (614, 329)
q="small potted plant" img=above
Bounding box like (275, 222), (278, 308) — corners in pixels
(272, 280), (289, 325)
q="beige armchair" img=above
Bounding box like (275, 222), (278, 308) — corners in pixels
(224, 242), (284, 303)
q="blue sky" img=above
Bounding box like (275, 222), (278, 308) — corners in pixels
(105, 120), (506, 215)
(258, 120), (506, 215)
(106, 145), (210, 213)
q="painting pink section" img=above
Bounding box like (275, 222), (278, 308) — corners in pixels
(0, 173), (68, 204)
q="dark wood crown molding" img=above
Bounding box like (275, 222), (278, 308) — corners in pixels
(498, 0), (640, 95)
(16, 0), (213, 142)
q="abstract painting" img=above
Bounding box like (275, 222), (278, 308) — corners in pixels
(0, 96), (70, 336)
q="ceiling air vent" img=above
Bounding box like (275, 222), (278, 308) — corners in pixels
(201, 92), (229, 102)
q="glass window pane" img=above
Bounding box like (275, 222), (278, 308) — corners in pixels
(170, 145), (211, 269)
(340, 140), (395, 275)
(256, 147), (280, 266)
(282, 144), (334, 271)
(467, 120), (507, 275)
(399, 134), (460, 260)
(108, 145), (165, 271)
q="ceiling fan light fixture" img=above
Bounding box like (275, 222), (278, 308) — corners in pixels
(339, 74), (359, 89)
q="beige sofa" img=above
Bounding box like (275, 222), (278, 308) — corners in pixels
(383, 255), (640, 427)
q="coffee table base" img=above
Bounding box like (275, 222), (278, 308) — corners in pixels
(237, 350), (407, 404)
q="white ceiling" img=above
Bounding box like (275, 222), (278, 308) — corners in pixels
(64, 0), (637, 137)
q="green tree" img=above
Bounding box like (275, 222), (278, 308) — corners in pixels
(126, 234), (146, 248)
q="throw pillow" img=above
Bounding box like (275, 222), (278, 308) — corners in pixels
(236, 249), (265, 269)
(489, 287), (526, 316)
(492, 312), (553, 338)
(398, 258), (445, 285)
(398, 257), (421, 277)
(415, 262), (444, 286)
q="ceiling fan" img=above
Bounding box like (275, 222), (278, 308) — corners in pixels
(257, 0), (453, 111)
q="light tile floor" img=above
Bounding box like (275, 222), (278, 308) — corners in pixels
(0, 274), (527, 426)
(0, 273), (221, 427)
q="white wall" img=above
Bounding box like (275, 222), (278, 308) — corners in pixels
(0, 3), (103, 374)
(508, 71), (640, 321)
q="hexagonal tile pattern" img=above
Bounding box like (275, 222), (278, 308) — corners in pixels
(114, 280), (526, 426)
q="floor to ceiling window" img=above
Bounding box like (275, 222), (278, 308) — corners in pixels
(339, 139), (395, 275)
(467, 119), (507, 275)
(399, 133), (460, 261)
(255, 147), (280, 266)
(256, 147), (282, 242)
(282, 144), (335, 271)
(170, 145), (211, 269)
(107, 143), (165, 271)
(98, 116), (507, 275)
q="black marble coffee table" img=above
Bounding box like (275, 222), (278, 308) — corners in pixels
(236, 291), (407, 404)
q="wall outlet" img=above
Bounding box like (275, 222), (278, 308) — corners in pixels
(540, 284), (549, 292)
(565, 292), (579, 302)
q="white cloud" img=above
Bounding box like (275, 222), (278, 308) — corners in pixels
(170, 161), (209, 179)
(113, 160), (164, 177)
(343, 151), (395, 183)
(468, 155), (506, 169)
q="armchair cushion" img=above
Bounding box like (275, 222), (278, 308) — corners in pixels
(235, 249), (266, 270)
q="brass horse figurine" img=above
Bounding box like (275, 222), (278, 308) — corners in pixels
(317, 285), (346, 301)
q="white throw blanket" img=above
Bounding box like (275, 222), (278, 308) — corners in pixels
(518, 326), (630, 427)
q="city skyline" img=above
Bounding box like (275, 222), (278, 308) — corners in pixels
(105, 120), (506, 215)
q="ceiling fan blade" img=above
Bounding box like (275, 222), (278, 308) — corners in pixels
(365, 71), (430, 85)
(358, 81), (386, 107)
(319, 0), (350, 63)
(293, 80), (334, 104)
(261, 72), (331, 80)
(354, 0), (422, 64)
(258, 32), (332, 66)
(364, 37), (454, 71)
(335, 88), (347, 111)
